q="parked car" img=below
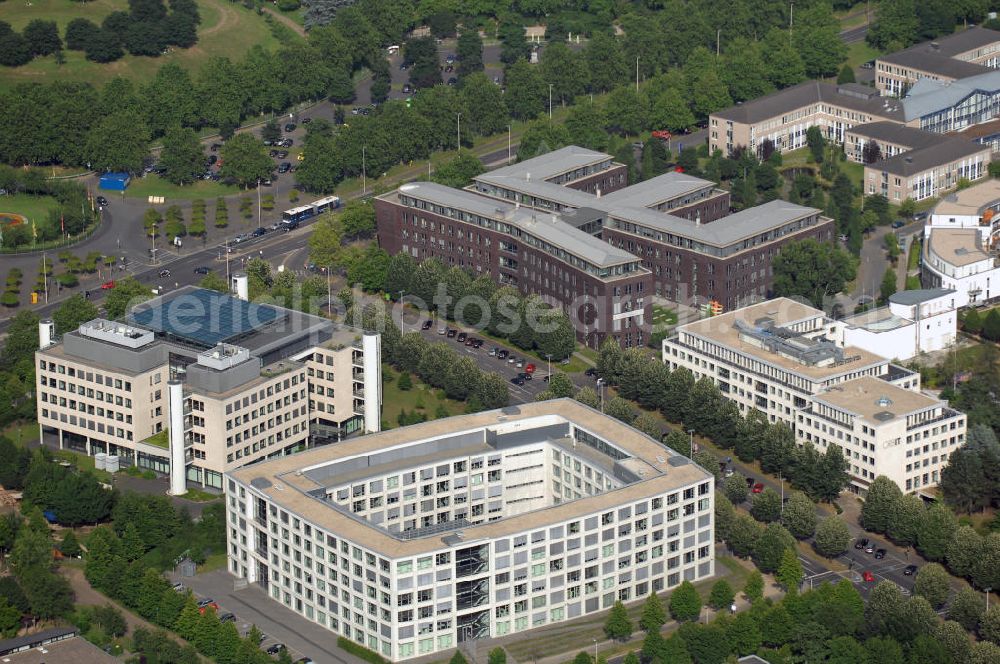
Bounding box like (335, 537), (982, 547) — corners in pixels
(584, 367), (598, 378)
(437, 325), (447, 335)
(497, 350), (509, 360)
(196, 598), (215, 608)
(751, 483), (764, 494)
(294, 658), (314, 664)
(210, 143), (222, 151)
(855, 538), (869, 550)
(158, 269), (171, 278)
(172, 582), (185, 592)
(302, 117), (312, 124)
(278, 162), (291, 173)
(446, 329), (457, 338)
(284, 123), (297, 132)
(421, 320), (433, 330)
(891, 220), (905, 229)
(874, 548), (887, 559)
(865, 542), (876, 554)
(251, 227), (268, 237)
(456, 332), (467, 342)
(903, 565), (918, 576)
(266, 644), (286, 655)
(862, 571), (875, 583)
(219, 612), (235, 623)
(489, 347), (498, 356)
(472, 339), (483, 348)
(96, 195), (109, 207)
(510, 376), (525, 386)
(403, 84), (413, 94)
(101, 280), (116, 290)
(276, 150), (289, 159)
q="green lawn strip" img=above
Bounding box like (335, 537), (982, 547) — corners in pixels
(380, 364), (465, 429)
(53, 448), (113, 482)
(199, 552), (228, 573)
(0, 0), (279, 90)
(124, 175), (241, 200)
(142, 429), (169, 450)
(907, 236), (921, 270)
(844, 40), (880, 69)
(2, 420), (40, 444)
(650, 304), (678, 327)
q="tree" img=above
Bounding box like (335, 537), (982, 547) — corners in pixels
(984, 308), (1000, 342)
(911, 562), (950, 609)
(772, 239), (857, 308)
(159, 125), (204, 185)
(862, 476), (902, 534)
(916, 503), (957, 563)
(86, 112), (150, 172)
(814, 516), (851, 558)
(868, 0), (919, 50)
(497, 18), (530, 65)
(971, 641), (1000, 664)
(220, 134), (271, 187)
(807, 126), (826, 163)
(949, 587), (986, 631)
(964, 308), (984, 335)
(669, 581), (702, 622)
(604, 600), (633, 640)
(752, 523), (795, 573)
(449, 651), (468, 664)
(59, 529), (81, 558)
(431, 151), (485, 189)
(729, 513), (762, 558)
(584, 32), (627, 93)
(650, 88), (695, 133)
(632, 411), (662, 441)
(762, 28), (806, 89)
(52, 294), (97, 335)
(475, 372), (509, 410)
(837, 64), (856, 84)
(776, 547), (804, 591)
(708, 579), (734, 610)
(887, 494), (925, 547)
(781, 492), (817, 539)
(744, 570), (764, 604)
(750, 487), (782, 523)
(640, 592), (666, 632)
(863, 140), (884, 165)
(540, 42), (587, 105)
(456, 30), (483, 78)
(505, 59), (547, 121)
(459, 73), (508, 137)
(794, 4), (847, 78)
(488, 648), (506, 664)
(880, 267), (898, 302)
(722, 474), (749, 505)
(981, 605), (1000, 644)
(19, 567), (73, 619)
(721, 38), (774, 103)
(104, 277), (152, 320)
(65, 18), (100, 51)
(24, 20), (62, 56)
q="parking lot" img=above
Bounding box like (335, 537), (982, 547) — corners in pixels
(171, 569), (364, 664)
(794, 536), (921, 601)
(405, 315), (562, 404)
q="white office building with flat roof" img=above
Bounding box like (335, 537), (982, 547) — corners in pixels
(225, 400), (714, 661)
(663, 297), (966, 494)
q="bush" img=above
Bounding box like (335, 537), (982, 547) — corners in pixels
(337, 637), (389, 664)
(56, 273), (78, 287)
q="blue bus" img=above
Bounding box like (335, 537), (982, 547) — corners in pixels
(281, 195), (341, 227)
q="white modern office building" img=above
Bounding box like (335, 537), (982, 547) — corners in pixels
(922, 179), (1000, 306)
(831, 289), (958, 360)
(662, 298), (966, 494)
(225, 400), (715, 661)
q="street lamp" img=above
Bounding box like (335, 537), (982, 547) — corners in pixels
(457, 113), (462, 150)
(508, 125), (512, 164)
(596, 378), (605, 412)
(548, 84), (553, 120)
(592, 638), (597, 663)
(688, 428), (696, 455)
(546, 353), (552, 379)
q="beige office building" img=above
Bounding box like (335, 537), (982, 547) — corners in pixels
(35, 285), (381, 492)
(874, 27), (1000, 97)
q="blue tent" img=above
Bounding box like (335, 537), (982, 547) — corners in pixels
(99, 172), (131, 191)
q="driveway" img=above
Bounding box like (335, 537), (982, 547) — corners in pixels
(169, 569), (366, 664)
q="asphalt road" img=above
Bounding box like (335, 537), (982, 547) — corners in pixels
(840, 25), (869, 44)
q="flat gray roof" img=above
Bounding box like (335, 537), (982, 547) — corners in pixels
(600, 172), (716, 207)
(714, 81), (904, 125)
(393, 182), (638, 267)
(888, 288), (956, 306)
(612, 199), (821, 247)
(483, 146), (610, 181)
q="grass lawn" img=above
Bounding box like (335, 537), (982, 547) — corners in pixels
(0, 0), (280, 90)
(0, 194), (61, 225)
(651, 304), (678, 327)
(381, 364), (466, 429)
(2, 421), (40, 444)
(845, 41), (880, 69)
(200, 552), (228, 572)
(53, 448), (113, 482)
(124, 175), (240, 201)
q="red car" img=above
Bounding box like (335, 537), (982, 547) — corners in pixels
(101, 280), (115, 290)
(862, 571), (875, 583)
(198, 602), (219, 614)
(751, 483), (764, 494)
(525, 364), (536, 374)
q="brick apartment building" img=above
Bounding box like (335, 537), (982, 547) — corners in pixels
(375, 147), (835, 347)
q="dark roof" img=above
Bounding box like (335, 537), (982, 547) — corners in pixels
(847, 121), (946, 150)
(129, 288), (284, 348)
(888, 288), (956, 306)
(713, 81), (904, 125)
(869, 137), (988, 176)
(878, 27), (1000, 77)
(0, 627), (77, 656)
(957, 116), (1000, 139)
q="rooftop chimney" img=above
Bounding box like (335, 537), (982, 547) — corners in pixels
(38, 319), (54, 350)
